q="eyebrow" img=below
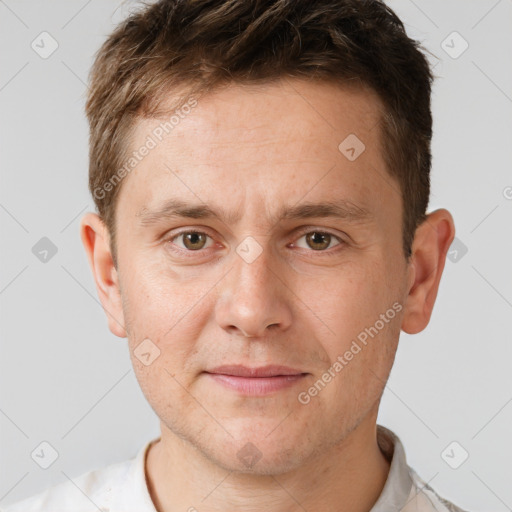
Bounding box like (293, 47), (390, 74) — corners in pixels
(137, 198), (373, 227)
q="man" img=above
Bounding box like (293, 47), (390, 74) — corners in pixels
(4, 0), (466, 511)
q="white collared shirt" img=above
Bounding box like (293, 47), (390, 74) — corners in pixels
(2, 426), (468, 512)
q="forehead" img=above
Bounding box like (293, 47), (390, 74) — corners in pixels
(149, 79), (385, 152)
(116, 79), (398, 227)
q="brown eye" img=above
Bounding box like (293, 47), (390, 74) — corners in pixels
(173, 231), (212, 250)
(306, 232), (332, 250)
(294, 231), (341, 251)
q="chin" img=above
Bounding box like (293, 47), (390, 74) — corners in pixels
(198, 423), (314, 476)
(212, 441), (309, 476)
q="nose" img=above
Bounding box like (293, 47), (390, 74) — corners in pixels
(214, 241), (293, 339)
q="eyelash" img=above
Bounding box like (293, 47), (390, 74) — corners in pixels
(163, 227), (345, 258)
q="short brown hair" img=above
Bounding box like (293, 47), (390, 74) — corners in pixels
(86, 0), (434, 268)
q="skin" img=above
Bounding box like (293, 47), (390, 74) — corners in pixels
(80, 79), (455, 512)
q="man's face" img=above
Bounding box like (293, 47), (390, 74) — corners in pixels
(108, 80), (412, 473)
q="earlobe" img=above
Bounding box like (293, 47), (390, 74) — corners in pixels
(79, 212), (127, 339)
(401, 209), (456, 335)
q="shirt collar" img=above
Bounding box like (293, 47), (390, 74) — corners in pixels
(117, 425), (413, 512)
(370, 425), (414, 511)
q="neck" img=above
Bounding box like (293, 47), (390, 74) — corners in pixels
(145, 417), (390, 512)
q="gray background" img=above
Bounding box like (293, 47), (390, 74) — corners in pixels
(1, 1), (511, 510)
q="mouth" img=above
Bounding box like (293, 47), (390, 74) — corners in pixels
(203, 365), (309, 395)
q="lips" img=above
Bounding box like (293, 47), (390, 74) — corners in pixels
(203, 365), (308, 395)
(205, 364), (306, 378)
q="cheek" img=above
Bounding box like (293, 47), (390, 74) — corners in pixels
(123, 253), (203, 319)
(308, 255), (401, 363)
(120, 258), (213, 368)
(311, 263), (381, 323)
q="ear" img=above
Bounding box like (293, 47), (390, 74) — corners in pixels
(401, 208), (456, 334)
(80, 212), (127, 338)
